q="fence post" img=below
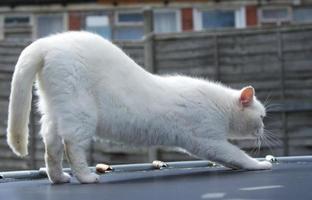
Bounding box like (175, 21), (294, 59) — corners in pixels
(214, 34), (220, 81)
(143, 7), (155, 73)
(143, 7), (158, 160)
(89, 139), (95, 166)
(277, 27), (289, 156)
(29, 89), (37, 169)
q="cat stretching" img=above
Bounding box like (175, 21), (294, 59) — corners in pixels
(7, 31), (271, 184)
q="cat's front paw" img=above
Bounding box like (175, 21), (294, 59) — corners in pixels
(76, 173), (100, 184)
(257, 161), (272, 170)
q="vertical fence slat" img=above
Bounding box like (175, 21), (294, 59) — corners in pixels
(277, 27), (289, 156)
(143, 7), (155, 73)
(214, 34), (220, 81)
(143, 7), (158, 160)
(30, 88), (37, 169)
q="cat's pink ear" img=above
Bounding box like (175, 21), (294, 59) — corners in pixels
(239, 86), (255, 107)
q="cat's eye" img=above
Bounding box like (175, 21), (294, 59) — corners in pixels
(260, 115), (264, 119)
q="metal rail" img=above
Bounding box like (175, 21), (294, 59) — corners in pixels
(1, 156), (312, 180)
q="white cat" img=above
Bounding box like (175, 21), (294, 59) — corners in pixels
(7, 31), (272, 184)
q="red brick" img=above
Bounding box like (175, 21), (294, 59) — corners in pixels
(181, 8), (193, 31)
(69, 12), (83, 30)
(246, 5), (258, 27)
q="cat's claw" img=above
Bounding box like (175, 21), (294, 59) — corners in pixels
(77, 173), (100, 184)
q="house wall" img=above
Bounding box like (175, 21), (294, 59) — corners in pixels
(1, 1), (312, 40)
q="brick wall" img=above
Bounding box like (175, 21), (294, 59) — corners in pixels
(246, 5), (258, 27)
(98, 0), (208, 4)
(69, 12), (84, 30)
(181, 8), (193, 31)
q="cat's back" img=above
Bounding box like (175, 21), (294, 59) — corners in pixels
(36, 31), (147, 85)
(35, 31), (154, 108)
(38, 31), (124, 63)
(40, 31), (110, 48)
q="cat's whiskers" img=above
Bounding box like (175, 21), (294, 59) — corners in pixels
(250, 138), (260, 156)
(254, 136), (261, 156)
(250, 133), (263, 156)
(265, 103), (283, 112)
(264, 129), (282, 146)
(264, 113), (274, 120)
(260, 129), (281, 154)
(263, 92), (272, 109)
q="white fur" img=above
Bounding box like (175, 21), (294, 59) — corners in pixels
(7, 31), (271, 184)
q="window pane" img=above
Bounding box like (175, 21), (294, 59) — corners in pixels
(118, 13), (143, 23)
(86, 15), (111, 39)
(154, 12), (178, 33)
(37, 15), (63, 38)
(87, 26), (111, 39)
(262, 8), (288, 20)
(114, 27), (144, 40)
(202, 10), (235, 28)
(293, 8), (312, 23)
(5, 16), (30, 26)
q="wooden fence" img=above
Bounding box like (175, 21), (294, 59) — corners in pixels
(151, 25), (312, 158)
(0, 24), (312, 171)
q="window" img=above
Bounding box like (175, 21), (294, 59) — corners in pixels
(36, 14), (65, 38)
(4, 16), (30, 27)
(114, 11), (144, 40)
(114, 27), (144, 40)
(2, 15), (32, 40)
(293, 8), (312, 23)
(153, 10), (181, 33)
(202, 10), (235, 28)
(117, 12), (143, 24)
(259, 7), (291, 24)
(86, 15), (111, 39)
(194, 8), (245, 31)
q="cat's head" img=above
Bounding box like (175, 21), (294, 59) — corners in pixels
(229, 86), (266, 138)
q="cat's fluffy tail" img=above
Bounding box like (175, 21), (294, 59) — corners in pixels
(7, 41), (43, 157)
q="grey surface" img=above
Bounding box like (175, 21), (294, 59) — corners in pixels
(1, 158), (312, 200)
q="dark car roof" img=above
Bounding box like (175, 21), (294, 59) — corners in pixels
(0, 156), (312, 200)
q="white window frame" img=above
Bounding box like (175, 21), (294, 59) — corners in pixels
(115, 10), (144, 26)
(33, 12), (67, 39)
(85, 15), (111, 39)
(153, 9), (182, 33)
(193, 7), (246, 31)
(235, 7), (246, 28)
(86, 15), (110, 27)
(258, 6), (292, 24)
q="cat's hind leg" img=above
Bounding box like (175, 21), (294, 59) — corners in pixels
(59, 109), (99, 184)
(64, 139), (99, 183)
(42, 118), (71, 184)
